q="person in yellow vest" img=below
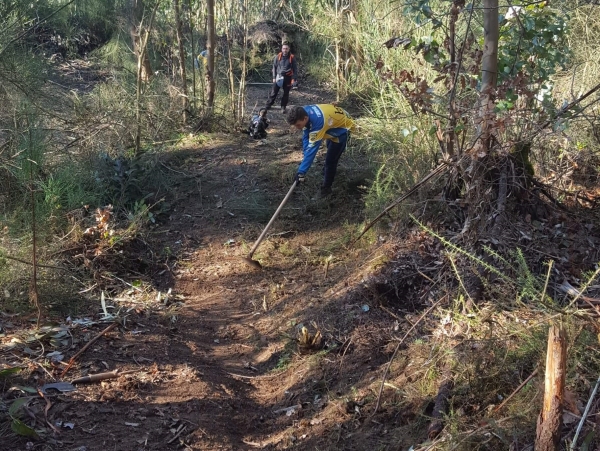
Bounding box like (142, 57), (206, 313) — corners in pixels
(265, 43), (298, 114)
(195, 49), (208, 69)
(285, 104), (355, 198)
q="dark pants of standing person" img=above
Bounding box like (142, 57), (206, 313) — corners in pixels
(265, 75), (292, 110)
(322, 133), (348, 188)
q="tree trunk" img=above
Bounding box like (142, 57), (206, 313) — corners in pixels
(334, 0), (342, 101)
(274, 0), (286, 22)
(205, 0), (216, 112)
(131, 32), (153, 83)
(224, 0), (237, 119)
(237, 0), (249, 122)
(187, 0), (196, 110)
(173, 0), (189, 124)
(335, 39), (341, 102)
(445, 0), (461, 159)
(535, 324), (566, 451)
(472, 0), (498, 158)
(27, 126), (41, 326)
(458, 0), (499, 236)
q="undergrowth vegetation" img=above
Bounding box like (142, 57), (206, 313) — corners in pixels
(368, 220), (600, 449)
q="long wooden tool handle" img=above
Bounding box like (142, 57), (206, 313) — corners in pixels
(248, 181), (297, 257)
(352, 163), (448, 245)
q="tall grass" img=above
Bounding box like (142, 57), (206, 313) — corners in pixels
(291, 0), (442, 219)
(355, 117), (438, 218)
(548, 5), (600, 187)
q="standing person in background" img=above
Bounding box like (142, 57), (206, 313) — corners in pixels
(265, 42), (298, 114)
(285, 104), (355, 198)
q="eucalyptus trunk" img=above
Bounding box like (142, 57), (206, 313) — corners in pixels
(458, 0), (500, 236)
(473, 0), (499, 157)
(445, 0), (462, 158)
(237, 0), (248, 122)
(133, 1), (159, 155)
(224, 0), (237, 119)
(335, 39), (341, 102)
(187, 0), (196, 110)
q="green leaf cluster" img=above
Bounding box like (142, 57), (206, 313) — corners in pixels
(497, 3), (569, 84)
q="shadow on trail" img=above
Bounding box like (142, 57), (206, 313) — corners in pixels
(131, 122), (432, 449)
(6, 129), (430, 451)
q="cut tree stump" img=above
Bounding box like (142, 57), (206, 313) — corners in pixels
(535, 324), (567, 451)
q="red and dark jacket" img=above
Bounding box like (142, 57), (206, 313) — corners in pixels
(271, 52), (297, 83)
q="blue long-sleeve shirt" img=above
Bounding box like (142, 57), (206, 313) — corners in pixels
(297, 104), (355, 175)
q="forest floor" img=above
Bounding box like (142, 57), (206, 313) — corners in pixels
(2, 66), (600, 451)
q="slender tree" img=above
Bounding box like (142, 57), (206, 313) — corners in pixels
(224, 0), (237, 119)
(205, 0), (216, 112)
(237, 0), (249, 122)
(130, 0), (153, 83)
(134, 0), (159, 155)
(173, 0), (189, 124)
(382, 0), (570, 237)
(471, 0), (499, 158)
(187, 0), (196, 110)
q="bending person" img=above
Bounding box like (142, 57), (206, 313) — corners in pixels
(285, 104), (355, 198)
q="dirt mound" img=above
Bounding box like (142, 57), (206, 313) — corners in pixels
(246, 20), (303, 51)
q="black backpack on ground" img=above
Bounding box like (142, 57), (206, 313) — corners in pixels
(248, 110), (269, 139)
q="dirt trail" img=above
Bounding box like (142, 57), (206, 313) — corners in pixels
(136, 86), (382, 450)
(4, 85), (399, 451)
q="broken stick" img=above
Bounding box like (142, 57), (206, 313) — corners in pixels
(493, 367), (539, 414)
(535, 324), (566, 451)
(60, 321), (118, 378)
(71, 369), (139, 384)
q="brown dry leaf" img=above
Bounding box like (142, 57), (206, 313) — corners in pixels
(562, 411), (579, 425)
(94, 205), (113, 231)
(563, 388), (580, 414)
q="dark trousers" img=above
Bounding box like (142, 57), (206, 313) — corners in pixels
(265, 76), (292, 109)
(323, 133), (348, 188)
